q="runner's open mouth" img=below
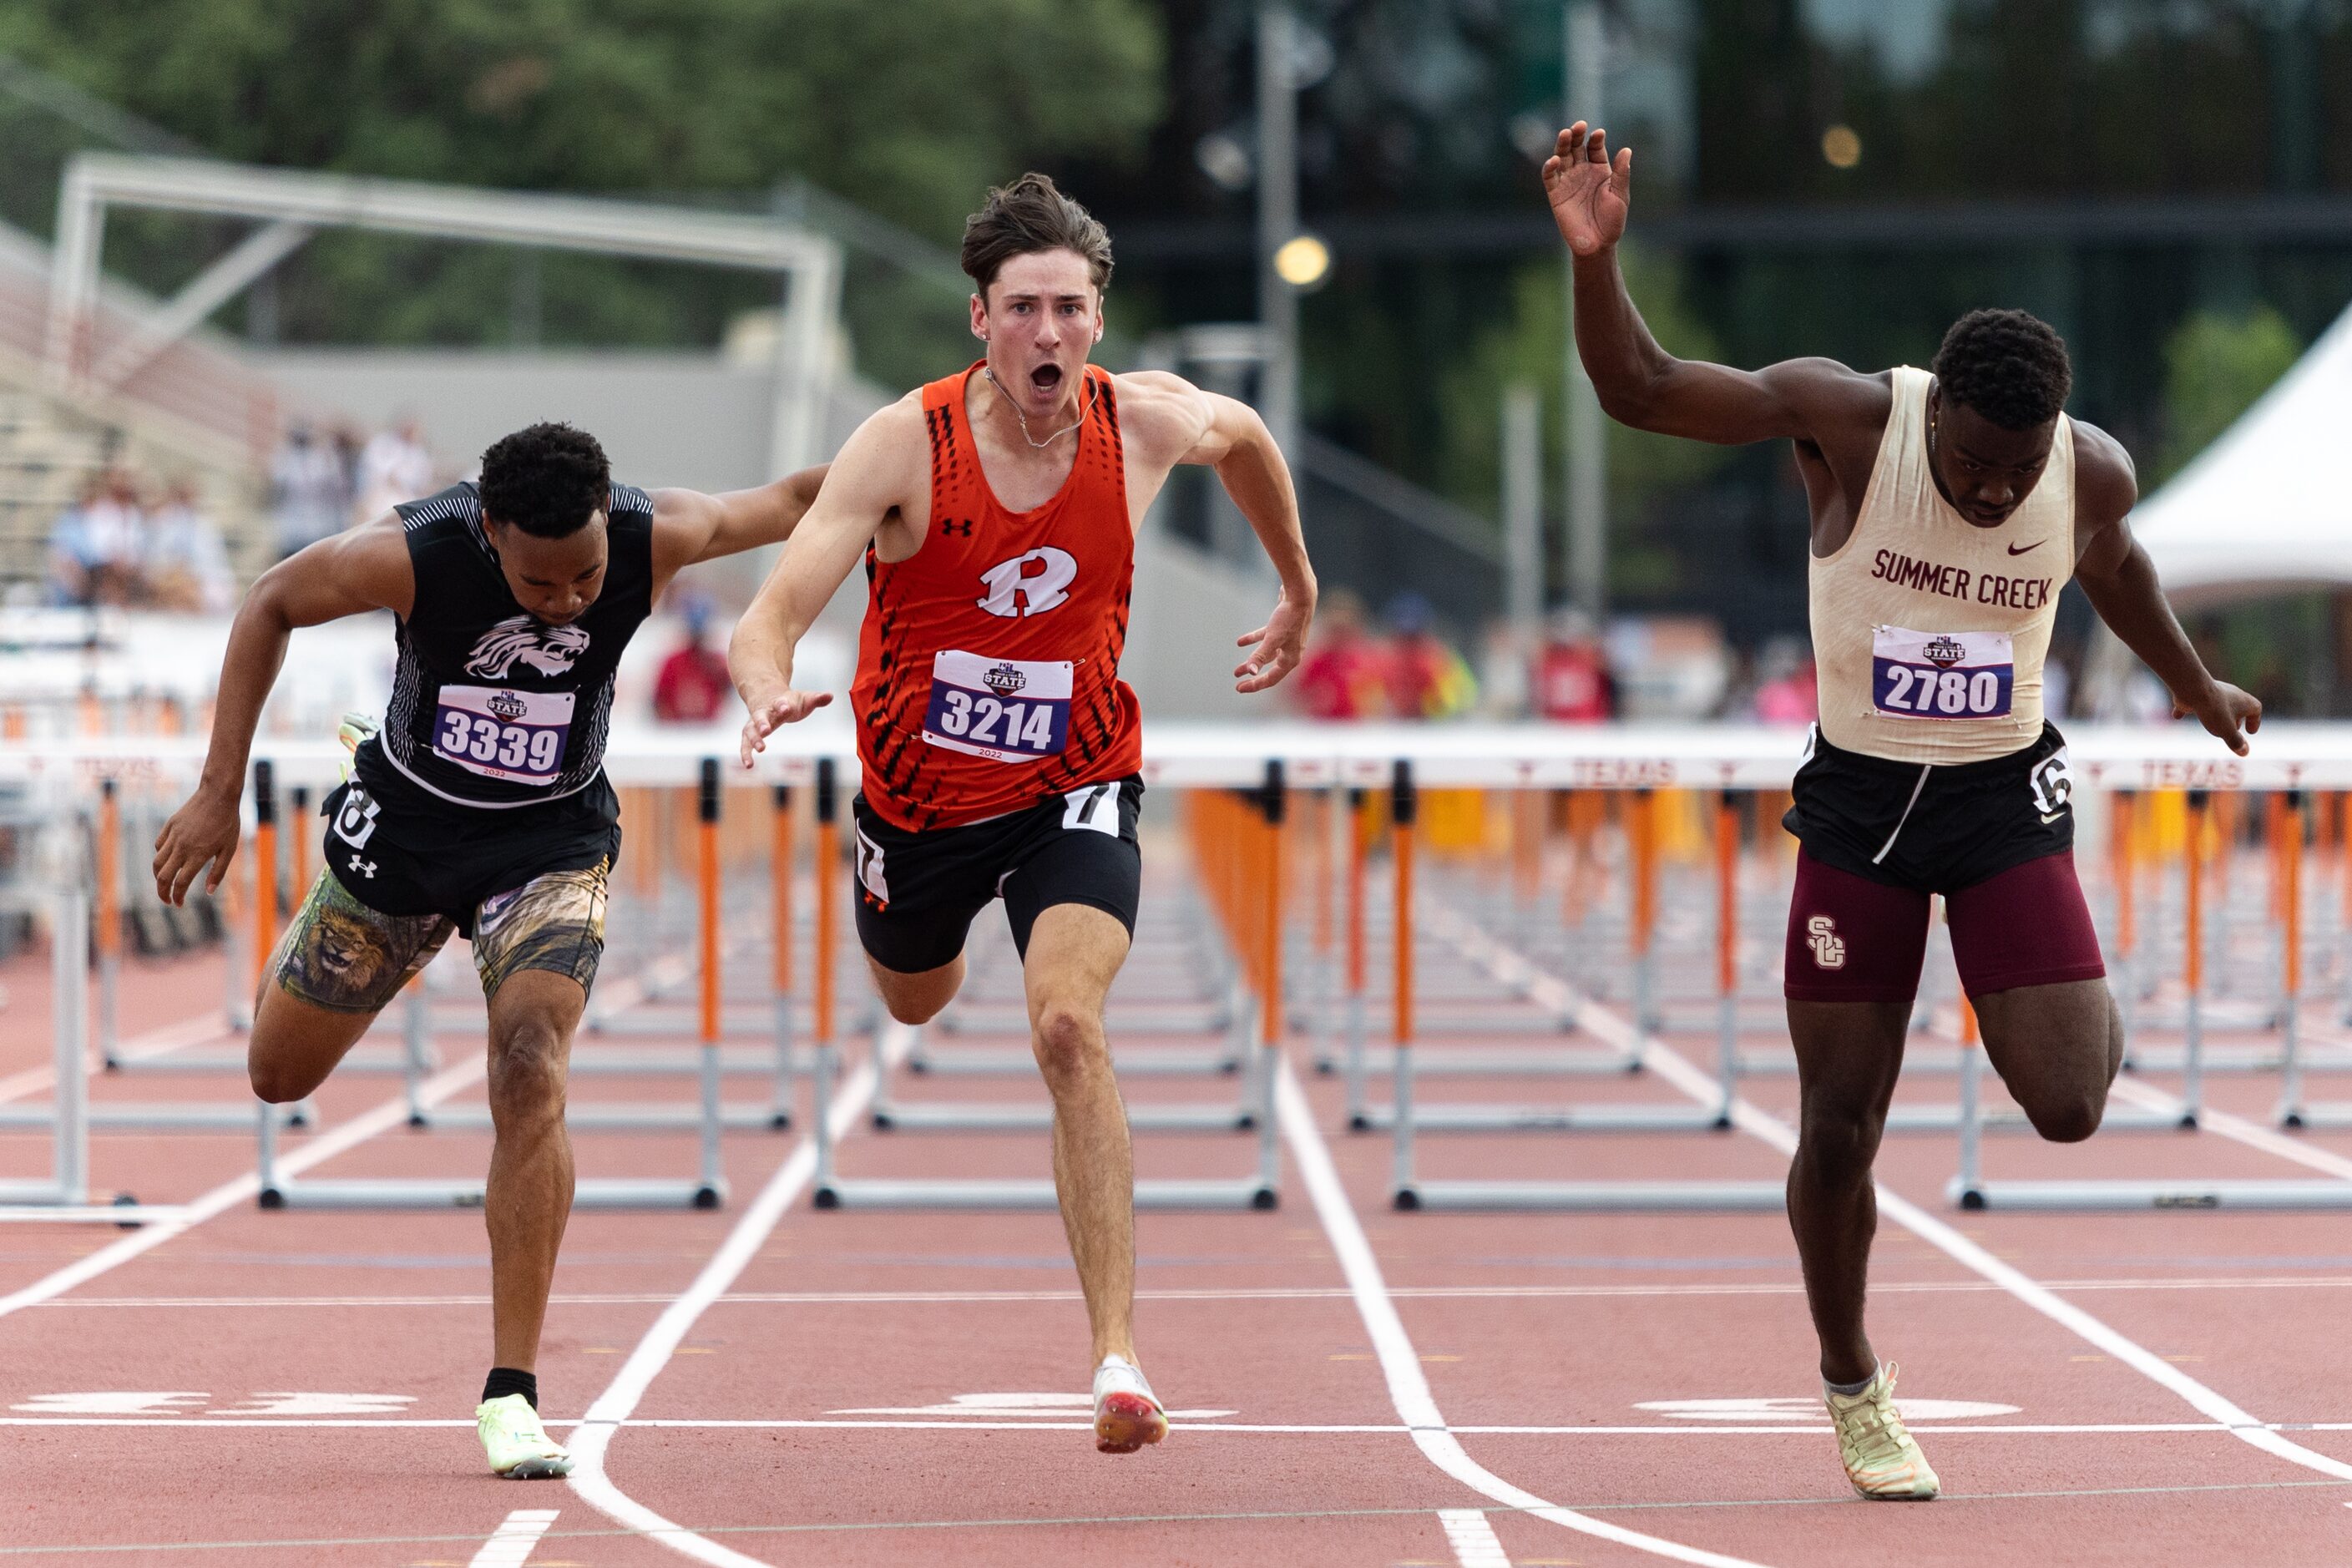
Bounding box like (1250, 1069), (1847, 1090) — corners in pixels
(1030, 363), (1063, 393)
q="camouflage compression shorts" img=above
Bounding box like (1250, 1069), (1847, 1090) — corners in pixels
(271, 858), (610, 1014)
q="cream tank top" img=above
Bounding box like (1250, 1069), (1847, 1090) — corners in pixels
(1809, 367), (2074, 765)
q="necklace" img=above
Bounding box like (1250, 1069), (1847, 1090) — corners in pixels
(982, 367), (1094, 449)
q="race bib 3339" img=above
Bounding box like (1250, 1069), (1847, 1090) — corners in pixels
(431, 685), (574, 784)
(1870, 626), (2014, 721)
(921, 651), (1072, 763)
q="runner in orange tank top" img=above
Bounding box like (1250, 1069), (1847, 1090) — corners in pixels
(729, 174), (1316, 1455)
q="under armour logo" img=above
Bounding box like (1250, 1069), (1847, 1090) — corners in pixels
(1805, 914), (1846, 969)
(940, 518), (974, 537)
(348, 855), (377, 879)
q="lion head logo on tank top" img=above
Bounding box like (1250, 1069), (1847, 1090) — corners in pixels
(463, 615), (592, 680)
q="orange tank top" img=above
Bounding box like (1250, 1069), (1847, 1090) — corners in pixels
(852, 362), (1144, 832)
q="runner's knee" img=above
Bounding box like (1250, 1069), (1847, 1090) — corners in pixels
(488, 1019), (568, 1117)
(247, 1048), (318, 1105)
(1795, 1095), (1884, 1178)
(2019, 1086), (2104, 1144)
(1031, 1000), (1107, 1088)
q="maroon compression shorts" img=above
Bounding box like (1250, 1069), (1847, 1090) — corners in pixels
(1783, 847), (2106, 1004)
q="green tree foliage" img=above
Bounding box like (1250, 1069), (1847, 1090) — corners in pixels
(1438, 246), (1730, 523)
(0, 0), (1162, 346)
(2157, 303), (2302, 484)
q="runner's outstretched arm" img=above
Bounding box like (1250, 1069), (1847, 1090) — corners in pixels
(2067, 430), (2261, 755)
(1122, 372), (1318, 692)
(1545, 121), (1882, 446)
(151, 519), (413, 904)
(728, 406), (921, 764)
(649, 464), (829, 586)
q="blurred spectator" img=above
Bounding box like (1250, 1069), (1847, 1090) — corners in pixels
(355, 415), (434, 522)
(46, 471), (144, 607)
(271, 421), (349, 557)
(1534, 607), (1615, 722)
(651, 594), (733, 723)
(1750, 635), (1818, 725)
(1475, 619), (1532, 719)
(141, 478), (235, 614)
(1293, 589), (1390, 721)
(1383, 593), (1477, 721)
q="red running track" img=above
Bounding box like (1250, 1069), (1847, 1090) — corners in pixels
(1, 881), (2351, 1568)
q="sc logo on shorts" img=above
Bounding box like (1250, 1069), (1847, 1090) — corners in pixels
(977, 547), (1078, 618)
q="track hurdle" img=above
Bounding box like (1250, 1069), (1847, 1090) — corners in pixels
(1389, 767), (1782, 1211)
(255, 757), (734, 1211)
(0, 865), (183, 1223)
(813, 764), (1281, 1211)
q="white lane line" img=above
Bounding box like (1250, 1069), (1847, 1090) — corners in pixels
(1275, 1061), (1774, 1568)
(1439, 908), (2352, 1488)
(469, 1508), (560, 1567)
(32, 1273), (2352, 1308)
(1439, 1507), (1511, 1565)
(13, 1414), (2352, 1437)
(0, 1014), (235, 1105)
(564, 1024), (908, 1568)
(2109, 1078), (2352, 1181)
(0, 1055), (488, 1323)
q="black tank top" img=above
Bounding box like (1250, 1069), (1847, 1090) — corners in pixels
(354, 480), (655, 812)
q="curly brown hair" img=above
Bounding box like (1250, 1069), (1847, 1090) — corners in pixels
(960, 173), (1113, 301)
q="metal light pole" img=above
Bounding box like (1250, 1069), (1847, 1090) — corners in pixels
(1562, 0), (1608, 621)
(1257, 3), (1301, 470)
(1503, 383), (1544, 641)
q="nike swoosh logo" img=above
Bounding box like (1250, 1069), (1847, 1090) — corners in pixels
(2041, 810), (2065, 823)
(2006, 540), (2045, 556)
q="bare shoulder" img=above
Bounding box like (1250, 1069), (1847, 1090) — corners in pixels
(1110, 368), (1214, 437)
(1760, 358), (1893, 426)
(275, 510), (413, 619)
(2069, 417), (2138, 525)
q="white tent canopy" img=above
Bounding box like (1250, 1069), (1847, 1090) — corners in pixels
(2130, 296), (2352, 608)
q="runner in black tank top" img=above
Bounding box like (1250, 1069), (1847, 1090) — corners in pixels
(151, 423), (832, 1479)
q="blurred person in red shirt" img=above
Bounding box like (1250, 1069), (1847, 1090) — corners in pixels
(1535, 607), (1615, 721)
(651, 592), (732, 723)
(1293, 588), (1389, 720)
(1383, 592), (1477, 720)
(1750, 635), (1818, 725)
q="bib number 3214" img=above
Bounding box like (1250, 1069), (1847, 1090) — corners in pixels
(921, 651), (1072, 763)
(1871, 626), (2014, 720)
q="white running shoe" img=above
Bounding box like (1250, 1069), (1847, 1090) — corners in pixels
(1092, 1354), (1169, 1454)
(1825, 1363), (1940, 1500)
(477, 1393), (573, 1479)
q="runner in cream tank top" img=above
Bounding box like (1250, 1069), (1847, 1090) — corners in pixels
(1811, 366), (2074, 765)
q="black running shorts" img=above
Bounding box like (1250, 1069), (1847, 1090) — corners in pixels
(1782, 721), (2076, 894)
(852, 776), (1144, 974)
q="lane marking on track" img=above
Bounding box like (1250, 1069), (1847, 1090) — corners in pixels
(0, 1013), (235, 1105)
(0, 1055), (488, 1323)
(470, 1509), (560, 1568)
(7, 1478), (2352, 1559)
(14, 1415), (2352, 1436)
(2108, 1078), (2352, 1182)
(31, 1272), (2352, 1308)
(1438, 1508), (1512, 1566)
(564, 1023), (911, 1568)
(1274, 1060), (1774, 1568)
(1439, 907), (2352, 1488)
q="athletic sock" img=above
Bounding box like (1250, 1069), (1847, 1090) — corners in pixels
(1823, 1363), (1880, 1399)
(482, 1367), (539, 1409)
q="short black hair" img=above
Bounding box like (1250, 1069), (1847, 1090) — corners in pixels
(479, 422), (611, 539)
(961, 173), (1114, 299)
(1931, 308), (2072, 431)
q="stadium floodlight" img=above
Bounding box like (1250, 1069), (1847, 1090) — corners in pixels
(44, 153), (844, 477)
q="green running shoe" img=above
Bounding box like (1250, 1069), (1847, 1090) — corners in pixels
(476, 1393), (572, 1479)
(335, 711), (379, 783)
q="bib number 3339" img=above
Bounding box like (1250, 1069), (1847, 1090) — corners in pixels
(922, 651), (1071, 763)
(1871, 626), (2014, 720)
(432, 685), (574, 785)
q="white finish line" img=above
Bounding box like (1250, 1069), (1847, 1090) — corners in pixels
(470, 1509), (559, 1568)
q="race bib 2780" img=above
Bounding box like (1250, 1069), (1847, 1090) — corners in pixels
(1870, 626), (2014, 721)
(921, 650), (1072, 763)
(431, 684), (574, 784)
